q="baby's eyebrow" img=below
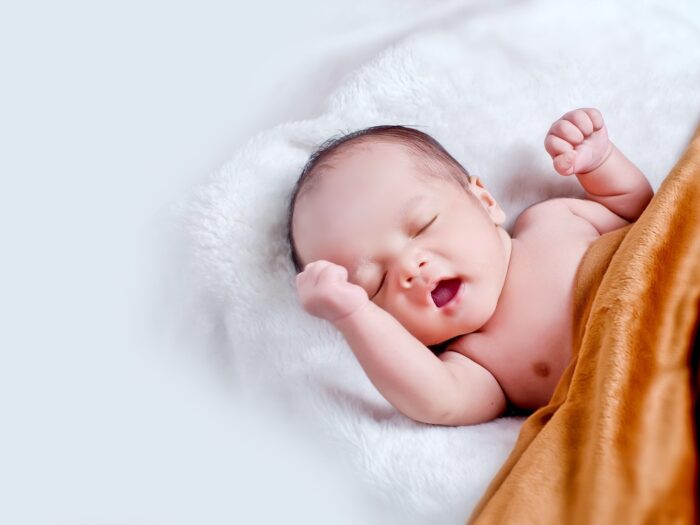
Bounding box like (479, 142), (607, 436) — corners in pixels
(349, 194), (427, 279)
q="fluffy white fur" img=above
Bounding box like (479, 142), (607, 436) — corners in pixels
(185, 1), (700, 522)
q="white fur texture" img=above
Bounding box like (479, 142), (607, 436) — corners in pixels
(185, 1), (700, 522)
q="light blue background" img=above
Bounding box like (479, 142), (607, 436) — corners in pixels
(0, 1), (398, 523)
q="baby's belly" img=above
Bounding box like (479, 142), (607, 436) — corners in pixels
(455, 232), (596, 409)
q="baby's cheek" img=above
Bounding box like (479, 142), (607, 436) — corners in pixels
(371, 295), (386, 310)
(372, 296), (397, 318)
(376, 299), (410, 326)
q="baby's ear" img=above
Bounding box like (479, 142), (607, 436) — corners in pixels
(467, 176), (506, 225)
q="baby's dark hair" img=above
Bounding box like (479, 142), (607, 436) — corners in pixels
(286, 125), (473, 275)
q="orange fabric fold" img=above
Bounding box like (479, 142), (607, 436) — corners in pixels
(468, 125), (700, 525)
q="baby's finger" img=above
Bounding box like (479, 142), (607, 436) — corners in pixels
(296, 270), (315, 291)
(297, 260), (330, 283)
(306, 259), (332, 269)
(553, 151), (575, 176)
(316, 262), (348, 285)
(549, 119), (584, 145)
(562, 109), (594, 136)
(544, 134), (573, 157)
(579, 108), (604, 131)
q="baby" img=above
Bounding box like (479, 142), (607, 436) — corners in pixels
(287, 108), (654, 426)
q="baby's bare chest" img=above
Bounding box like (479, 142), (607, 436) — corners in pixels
(453, 205), (599, 409)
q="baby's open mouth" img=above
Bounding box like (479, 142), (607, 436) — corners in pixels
(431, 278), (462, 308)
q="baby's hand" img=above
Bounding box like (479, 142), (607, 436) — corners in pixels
(544, 108), (613, 176)
(296, 260), (370, 323)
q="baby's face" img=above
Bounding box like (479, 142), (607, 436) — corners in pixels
(293, 141), (512, 345)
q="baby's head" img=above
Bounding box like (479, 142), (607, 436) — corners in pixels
(287, 126), (512, 346)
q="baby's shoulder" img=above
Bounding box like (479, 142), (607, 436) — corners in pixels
(512, 198), (575, 236)
(514, 197), (628, 238)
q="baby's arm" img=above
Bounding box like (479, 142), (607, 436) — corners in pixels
(334, 300), (506, 425)
(545, 108), (654, 222)
(296, 260), (505, 425)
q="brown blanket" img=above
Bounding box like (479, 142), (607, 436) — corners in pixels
(468, 125), (700, 525)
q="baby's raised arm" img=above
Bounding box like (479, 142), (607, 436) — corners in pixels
(296, 260), (505, 425)
(545, 108), (654, 222)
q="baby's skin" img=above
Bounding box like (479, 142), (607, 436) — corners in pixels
(293, 108), (654, 425)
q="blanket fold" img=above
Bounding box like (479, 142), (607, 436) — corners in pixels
(468, 125), (700, 525)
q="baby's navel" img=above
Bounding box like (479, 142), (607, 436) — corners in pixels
(532, 361), (550, 378)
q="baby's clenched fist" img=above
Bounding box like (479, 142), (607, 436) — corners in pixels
(295, 260), (370, 323)
(544, 108), (613, 176)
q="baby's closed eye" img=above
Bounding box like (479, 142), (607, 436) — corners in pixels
(371, 214), (439, 298)
(413, 215), (438, 237)
(371, 273), (386, 299)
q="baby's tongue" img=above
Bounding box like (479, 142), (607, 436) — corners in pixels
(431, 278), (461, 307)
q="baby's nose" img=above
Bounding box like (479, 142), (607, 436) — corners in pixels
(399, 260), (429, 289)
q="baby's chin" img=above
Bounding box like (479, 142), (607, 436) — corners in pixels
(419, 326), (476, 347)
(415, 297), (500, 346)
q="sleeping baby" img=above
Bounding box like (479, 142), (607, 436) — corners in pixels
(286, 108), (654, 426)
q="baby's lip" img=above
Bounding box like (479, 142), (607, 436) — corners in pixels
(430, 277), (462, 308)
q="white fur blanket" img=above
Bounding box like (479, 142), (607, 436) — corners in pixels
(185, 1), (700, 522)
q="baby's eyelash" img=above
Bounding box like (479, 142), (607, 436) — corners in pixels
(414, 215), (438, 237)
(371, 273), (386, 299)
